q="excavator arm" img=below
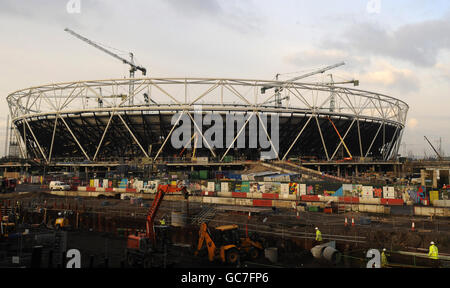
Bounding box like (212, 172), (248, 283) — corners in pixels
(195, 223), (217, 262)
(146, 184), (188, 243)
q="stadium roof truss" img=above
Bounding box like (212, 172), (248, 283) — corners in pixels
(7, 78), (409, 164)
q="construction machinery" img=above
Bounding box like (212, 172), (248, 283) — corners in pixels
(125, 183), (188, 267)
(261, 62), (346, 107)
(328, 117), (353, 162)
(195, 222), (264, 265)
(54, 211), (71, 230)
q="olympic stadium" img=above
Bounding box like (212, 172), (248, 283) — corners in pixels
(6, 77), (408, 164)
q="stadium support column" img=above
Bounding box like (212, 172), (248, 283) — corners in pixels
(433, 170), (438, 189)
(355, 165), (359, 177)
(421, 169), (426, 187)
(85, 166), (89, 183)
(337, 165), (340, 177)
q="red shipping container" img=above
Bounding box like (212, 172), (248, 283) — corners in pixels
(381, 199), (403, 206)
(262, 193), (279, 199)
(301, 195), (320, 202)
(253, 199), (273, 207)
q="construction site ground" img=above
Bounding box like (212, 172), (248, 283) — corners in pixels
(1, 184), (449, 268)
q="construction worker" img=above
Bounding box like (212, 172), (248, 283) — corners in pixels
(381, 248), (389, 268)
(429, 242), (439, 268)
(159, 218), (166, 226)
(315, 227), (322, 243)
(429, 242), (439, 259)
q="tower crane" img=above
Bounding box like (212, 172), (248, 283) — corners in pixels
(64, 28), (147, 105)
(326, 74), (359, 112)
(261, 62), (346, 107)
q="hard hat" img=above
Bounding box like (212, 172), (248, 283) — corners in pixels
(315, 227), (318, 230)
(383, 248), (386, 252)
(431, 241), (435, 245)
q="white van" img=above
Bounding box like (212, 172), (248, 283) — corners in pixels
(139, 180), (160, 194)
(49, 181), (71, 191)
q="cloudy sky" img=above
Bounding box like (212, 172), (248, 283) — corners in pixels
(1, 0), (449, 158)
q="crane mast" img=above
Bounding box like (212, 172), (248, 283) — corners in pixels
(262, 62), (346, 107)
(64, 28), (147, 105)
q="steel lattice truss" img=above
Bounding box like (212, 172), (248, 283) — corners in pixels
(7, 78), (409, 163)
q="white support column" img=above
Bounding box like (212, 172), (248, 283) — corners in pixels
(48, 117), (59, 163)
(282, 116), (313, 161)
(154, 111), (185, 162)
(186, 112), (217, 158)
(93, 112), (115, 161)
(117, 114), (150, 158)
(12, 126), (26, 159)
(23, 119), (48, 163)
(365, 122), (384, 158)
(256, 112), (280, 161)
(357, 119), (363, 158)
(220, 112), (255, 162)
(59, 115), (91, 161)
(315, 115), (329, 161)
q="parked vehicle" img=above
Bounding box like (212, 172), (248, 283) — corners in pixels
(49, 181), (71, 191)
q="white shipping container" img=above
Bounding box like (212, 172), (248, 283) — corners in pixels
(280, 183), (289, 195)
(299, 184), (307, 196)
(103, 179), (109, 188)
(94, 179), (99, 188)
(134, 180), (144, 189)
(361, 186), (373, 198)
(207, 182), (215, 192)
(383, 187), (395, 199)
(196, 157), (209, 163)
(221, 182), (229, 193)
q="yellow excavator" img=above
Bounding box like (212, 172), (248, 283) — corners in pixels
(195, 222), (264, 265)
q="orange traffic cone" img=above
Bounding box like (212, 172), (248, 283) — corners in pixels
(411, 222), (415, 232)
(351, 217), (355, 227)
(345, 217), (348, 227)
(248, 211), (251, 220)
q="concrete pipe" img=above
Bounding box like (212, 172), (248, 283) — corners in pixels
(322, 246), (342, 264)
(170, 211), (186, 227)
(265, 247), (278, 263)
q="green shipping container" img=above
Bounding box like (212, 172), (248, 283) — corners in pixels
(191, 171), (199, 180)
(223, 156), (234, 163)
(215, 183), (221, 192)
(241, 181), (250, 192)
(308, 206), (319, 212)
(199, 170), (208, 180)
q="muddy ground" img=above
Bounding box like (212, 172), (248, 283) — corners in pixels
(1, 184), (449, 268)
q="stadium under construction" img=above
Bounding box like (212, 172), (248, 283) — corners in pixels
(4, 75), (409, 176)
